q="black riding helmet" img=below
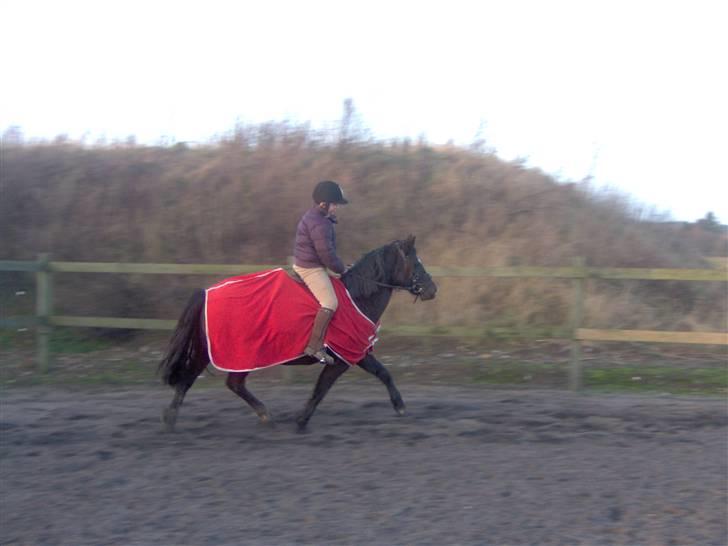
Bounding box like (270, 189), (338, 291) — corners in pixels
(313, 180), (348, 205)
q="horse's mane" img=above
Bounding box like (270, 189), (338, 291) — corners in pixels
(342, 243), (395, 300)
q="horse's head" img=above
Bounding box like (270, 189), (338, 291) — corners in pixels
(391, 235), (437, 301)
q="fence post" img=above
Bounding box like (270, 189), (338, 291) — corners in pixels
(36, 253), (53, 373)
(569, 257), (585, 391)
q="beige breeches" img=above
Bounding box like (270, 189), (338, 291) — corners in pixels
(292, 265), (339, 311)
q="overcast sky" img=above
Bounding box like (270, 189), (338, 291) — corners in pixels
(2, 0), (726, 222)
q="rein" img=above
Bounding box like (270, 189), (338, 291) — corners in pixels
(344, 273), (424, 296)
(342, 240), (427, 300)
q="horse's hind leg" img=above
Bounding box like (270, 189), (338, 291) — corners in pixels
(296, 361), (349, 431)
(160, 295), (208, 432)
(226, 372), (272, 424)
(162, 358), (205, 432)
(357, 354), (406, 416)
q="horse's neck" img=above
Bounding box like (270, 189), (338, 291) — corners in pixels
(343, 247), (395, 322)
(351, 288), (393, 324)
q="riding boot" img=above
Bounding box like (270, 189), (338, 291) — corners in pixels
(304, 307), (335, 364)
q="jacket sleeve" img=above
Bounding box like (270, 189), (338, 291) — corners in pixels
(310, 222), (346, 274)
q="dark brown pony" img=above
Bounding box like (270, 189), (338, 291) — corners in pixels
(158, 236), (437, 431)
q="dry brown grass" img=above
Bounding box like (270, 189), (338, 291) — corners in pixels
(1, 124), (726, 334)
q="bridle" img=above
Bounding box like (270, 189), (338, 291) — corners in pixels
(347, 272), (425, 296)
(346, 253), (426, 297)
(344, 242), (428, 298)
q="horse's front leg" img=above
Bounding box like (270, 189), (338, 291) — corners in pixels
(357, 354), (406, 416)
(226, 372), (272, 424)
(296, 361), (349, 432)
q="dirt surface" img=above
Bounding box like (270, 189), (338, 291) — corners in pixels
(1, 381), (726, 546)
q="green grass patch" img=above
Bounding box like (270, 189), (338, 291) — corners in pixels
(470, 361), (564, 385)
(0, 330), (22, 349)
(380, 323), (569, 341)
(466, 361), (727, 395)
(0, 359), (159, 390)
(0, 328), (112, 353)
(1, 346), (725, 395)
(49, 328), (113, 353)
(585, 366), (728, 394)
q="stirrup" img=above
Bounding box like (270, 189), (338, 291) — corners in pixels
(306, 348), (334, 365)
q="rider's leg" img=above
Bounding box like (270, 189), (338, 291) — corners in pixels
(304, 307), (335, 364)
(292, 266), (338, 364)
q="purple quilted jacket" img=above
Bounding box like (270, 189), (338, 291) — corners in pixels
(293, 206), (346, 274)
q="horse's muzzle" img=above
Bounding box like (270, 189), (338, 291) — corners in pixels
(418, 281), (437, 301)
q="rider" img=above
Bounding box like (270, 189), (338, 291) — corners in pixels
(293, 180), (349, 364)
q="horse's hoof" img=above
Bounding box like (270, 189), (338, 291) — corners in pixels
(392, 399), (406, 416)
(162, 408), (177, 432)
(258, 413), (274, 426)
(296, 424), (309, 434)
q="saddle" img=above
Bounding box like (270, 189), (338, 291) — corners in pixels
(286, 266), (304, 284)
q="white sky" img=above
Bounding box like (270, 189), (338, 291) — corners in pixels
(2, 0), (726, 222)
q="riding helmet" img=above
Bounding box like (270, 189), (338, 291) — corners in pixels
(312, 180), (348, 204)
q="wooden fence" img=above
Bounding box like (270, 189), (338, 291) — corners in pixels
(1, 255), (726, 390)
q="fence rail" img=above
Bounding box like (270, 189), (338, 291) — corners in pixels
(6, 260), (726, 281)
(2, 256), (726, 389)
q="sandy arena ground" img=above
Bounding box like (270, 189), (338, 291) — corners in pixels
(1, 380), (726, 545)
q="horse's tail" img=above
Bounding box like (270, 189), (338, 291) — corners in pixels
(158, 289), (207, 387)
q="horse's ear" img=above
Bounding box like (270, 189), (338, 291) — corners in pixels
(403, 235), (416, 252)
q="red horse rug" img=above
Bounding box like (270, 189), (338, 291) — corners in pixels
(204, 268), (379, 371)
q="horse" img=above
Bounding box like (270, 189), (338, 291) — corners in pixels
(158, 235), (437, 432)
